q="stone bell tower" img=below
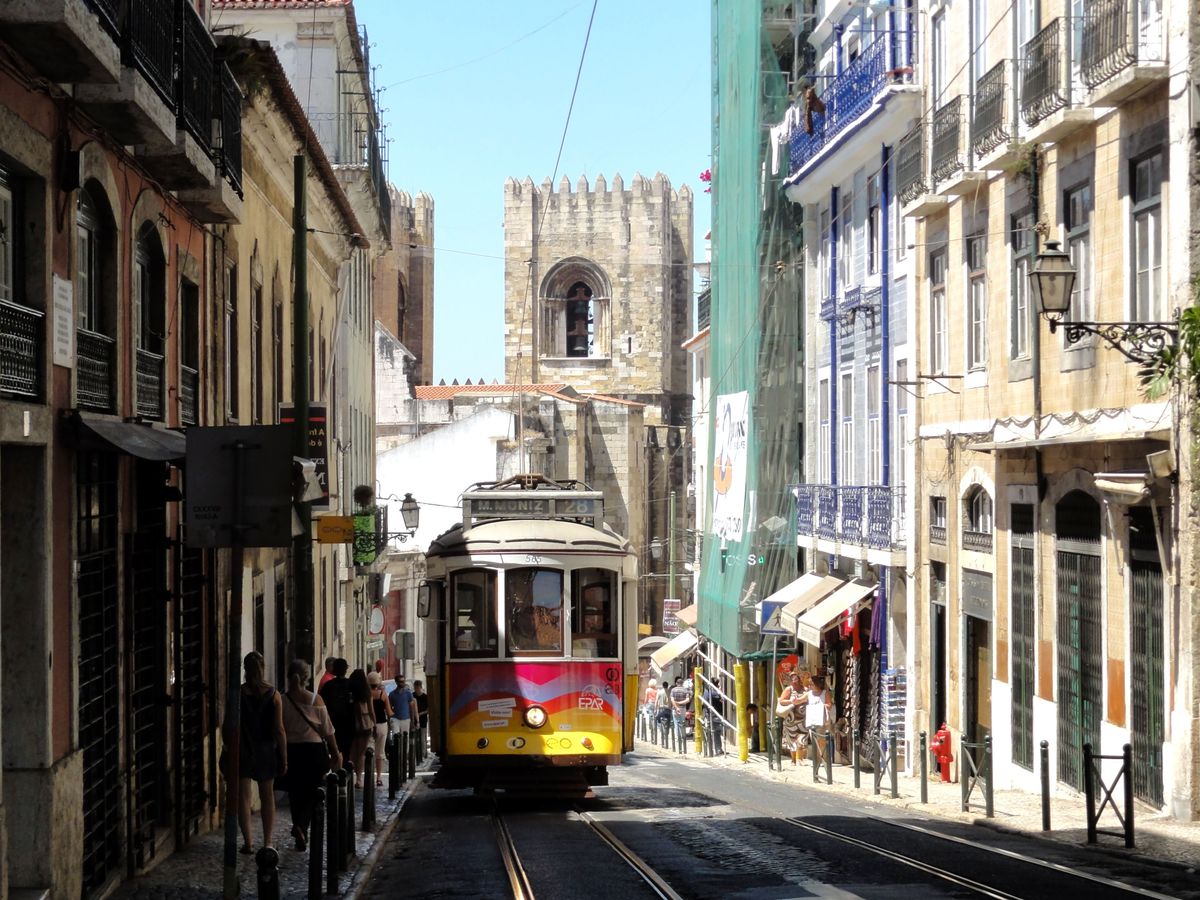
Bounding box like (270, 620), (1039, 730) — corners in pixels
(502, 172), (694, 428)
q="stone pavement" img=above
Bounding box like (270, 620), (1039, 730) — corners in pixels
(111, 767), (423, 900)
(640, 735), (1200, 874)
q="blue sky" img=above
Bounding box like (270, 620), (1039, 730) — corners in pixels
(356, 0), (712, 383)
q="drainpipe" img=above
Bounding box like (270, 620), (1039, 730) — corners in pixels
(830, 186), (839, 486)
(881, 145), (892, 490)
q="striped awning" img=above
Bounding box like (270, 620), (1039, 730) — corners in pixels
(796, 580), (877, 647)
(771, 573), (846, 634)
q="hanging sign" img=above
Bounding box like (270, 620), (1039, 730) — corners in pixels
(711, 391), (749, 540)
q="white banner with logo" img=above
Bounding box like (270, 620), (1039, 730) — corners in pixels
(711, 390), (748, 540)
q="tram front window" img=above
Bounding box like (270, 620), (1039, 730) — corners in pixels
(451, 569), (497, 658)
(506, 568), (563, 655)
(571, 569), (617, 658)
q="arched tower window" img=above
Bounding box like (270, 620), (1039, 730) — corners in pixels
(539, 258), (611, 360)
(565, 281), (592, 357)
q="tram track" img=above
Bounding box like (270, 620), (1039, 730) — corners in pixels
(490, 804), (683, 900)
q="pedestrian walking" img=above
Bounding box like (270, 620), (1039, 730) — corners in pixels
(367, 671), (392, 786)
(803, 674), (833, 764)
(348, 668), (374, 788)
(776, 672), (806, 766)
(413, 680), (430, 753)
(388, 674), (418, 739)
(281, 659), (341, 851)
(318, 658), (354, 760)
(317, 655), (337, 690)
(654, 674), (672, 733)
(669, 676), (691, 746)
(237, 651), (285, 854)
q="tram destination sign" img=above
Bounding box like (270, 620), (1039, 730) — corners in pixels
(464, 492), (603, 525)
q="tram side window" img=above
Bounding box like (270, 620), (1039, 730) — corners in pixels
(451, 569), (497, 658)
(506, 568), (564, 655)
(571, 568), (617, 658)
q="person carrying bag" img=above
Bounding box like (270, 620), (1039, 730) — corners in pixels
(281, 660), (342, 851)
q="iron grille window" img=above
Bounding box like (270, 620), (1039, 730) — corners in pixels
(1127, 506), (1164, 805)
(176, 546), (210, 839)
(1011, 503), (1036, 769)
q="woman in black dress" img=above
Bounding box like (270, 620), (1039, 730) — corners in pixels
(238, 651), (286, 853)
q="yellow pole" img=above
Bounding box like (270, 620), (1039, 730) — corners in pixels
(693, 666), (703, 754)
(754, 661), (768, 751)
(735, 661), (749, 761)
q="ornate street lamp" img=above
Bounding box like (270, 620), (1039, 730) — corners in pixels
(649, 537), (663, 561)
(1031, 240), (1178, 366)
(400, 492), (420, 532)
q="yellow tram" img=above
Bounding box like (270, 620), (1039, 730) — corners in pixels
(420, 476), (638, 794)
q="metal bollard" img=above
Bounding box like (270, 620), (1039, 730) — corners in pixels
(824, 731), (834, 785)
(1123, 743), (1135, 849)
(389, 731), (400, 799)
(984, 735), (994, 818)
(409, 731), (418, 778)
(363, 746), (376, 829)
(309, 787), (325, 900)
(343, 763), (356, 861)
(889, 731), (898, 799)
(872, 734), (881, 795)
(1084, 743), (1097, 844)
(419, 725), (428, 762)
(773, 717), (784, 771)
(337, 767), (351, 870)
(255, 847), (280, 900)
(919, 731), (928, 804)
(812, 731), (821, 782)
(849, 729), (859, 787)
(398, 729), (409, 785)
(325, 771), (340, 889)
(1040, 740), (1051, 830)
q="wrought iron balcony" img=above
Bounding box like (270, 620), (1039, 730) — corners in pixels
(792, 483), (907, 551)
(180, 364), (199, 426)
(125, 0), (177, 110)
(931, 96), (965, 185)
(697, 290), (711, 332)
(895, 124), (928, 205)
(136, 347), (164, 420)
(790, 32), (913, 173)
(217, 61), (243, 197)
(1081, 0), (1164, 89)
(177, 0), (214, 152)
(0, 300), (44, 400)
(1021, 17), (1072, 126)
(972, 60), (1011, 157)
(815, 485), (837, 541)
(77, 329), (116, 412)
(962, 529), (994, 553)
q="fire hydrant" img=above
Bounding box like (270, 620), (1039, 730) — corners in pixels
(930, 723), (953, 782)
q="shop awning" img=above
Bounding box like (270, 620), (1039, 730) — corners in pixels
(650, 628), (699, 673)
(1093, 471), (1150, 504)
(767, 573), (846, 634)
(674, 604), (698, 626)
(796, 580), (877, 647)
(75, 413), (186, 461)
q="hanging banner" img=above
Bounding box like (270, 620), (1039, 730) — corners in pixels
(278, 403), (329, 509)
(711, 390), (749, 539)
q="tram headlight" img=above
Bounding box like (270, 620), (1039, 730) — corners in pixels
(523, 705), (548, 729)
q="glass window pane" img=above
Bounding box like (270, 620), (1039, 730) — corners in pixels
(506, 567), (564, 655)
(451, 569), (498, 657)
(571, 568), (617, 658)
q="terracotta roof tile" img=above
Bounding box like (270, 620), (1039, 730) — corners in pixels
(414, 383), (572, 401)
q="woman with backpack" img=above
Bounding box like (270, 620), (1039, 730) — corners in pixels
(237, 651), (286, 854)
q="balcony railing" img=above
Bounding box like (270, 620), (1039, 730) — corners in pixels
(85, 0), (122, 39)
(930, 523), (947, 544)
(180, 364), (198, 425)
(697, 291), (711, 332)
(931, 96), (965, 185)
(790, 32), (912, 172)
(0, 300), (44, 399)
(177, 0), (214, 152)
(217, 61), (243, 196)
(136, 347), (164, 420)
(1082, 0), (1163, 88)
(895, 124), (927, 205)
(963, 529), (994, 553)
(973, 60), (1011, 157)
(793, 484), (906, 551)
(125, 0), (177, 110)
(77, 329), (116, 412)
(820, 295), (837, 320)
(1021, 17), (1071, 126)
(368, 128), (391, 240)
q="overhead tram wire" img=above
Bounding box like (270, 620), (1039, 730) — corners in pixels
(512, 0), (599, 463)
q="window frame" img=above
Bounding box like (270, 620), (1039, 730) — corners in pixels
(966, 233), (988, 371)
(929, 248), (948, 375)
(867, 173), (882, 276)
(1010, 209), (1034, 360)
(505, 566), (565, 658)
(965, 487), (994, 534)
(224, 263), (239, 421)
(449, 568), (499, 659)
(1064, 180), (1093, 342)
(819, 376), (831, 483)
(1130, 150), (1163, 322)
(569, 568), (618, 659)
(867, 363), (882, 484)
(840, 371), (854, 485)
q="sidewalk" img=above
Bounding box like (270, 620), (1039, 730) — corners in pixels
(111, 767), (423, 900)
(640, 737), (1200, 872)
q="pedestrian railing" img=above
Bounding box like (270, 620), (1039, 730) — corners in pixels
(1084, 742), (1135, 848)
(872, 730), (899, 799)
(960, 735), (994, 817)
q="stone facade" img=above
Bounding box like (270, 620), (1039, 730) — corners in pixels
(374, 188), (434, 385)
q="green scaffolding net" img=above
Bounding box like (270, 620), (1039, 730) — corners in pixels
(698, 1), (805, 657)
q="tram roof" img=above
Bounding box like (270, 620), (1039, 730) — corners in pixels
(427, 517), (630, 557)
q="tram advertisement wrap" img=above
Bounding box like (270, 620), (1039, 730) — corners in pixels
(446, 662), (623, 757)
